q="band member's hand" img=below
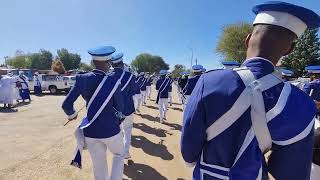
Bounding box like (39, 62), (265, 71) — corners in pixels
(68, 114), (78, 120)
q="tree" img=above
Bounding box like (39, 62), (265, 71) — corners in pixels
(57, 48), (81, 70)
(79, 62), (94, 72)
(51, 59), (66, 74)
(216, 22), (253, 63)
(29, 49), (53, 70)
(131, 53), (169, 74)
(171, 64), (186, 78)
(6, 50), (31, 69)
(281, 29), (320, 76)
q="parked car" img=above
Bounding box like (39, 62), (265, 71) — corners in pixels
(63, 76), (76, 92)
(34, 74), (75, 94)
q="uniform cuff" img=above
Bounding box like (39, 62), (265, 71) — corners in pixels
(68, 111), (78, 120)
(185, 162), (196, 167)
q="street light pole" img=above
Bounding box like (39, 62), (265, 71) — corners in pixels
(188, 47), (194, 68)
(4, 56), (9, 66)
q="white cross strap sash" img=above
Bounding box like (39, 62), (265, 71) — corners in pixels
(121, 73), (133, 92)
(71, 74), (121, 168)
(159, 78), (170, 93)
(206, 67), (282, 153)
(79, 74), (121, 129)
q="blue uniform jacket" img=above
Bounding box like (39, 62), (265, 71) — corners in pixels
(134, 75), (143, 95)
(62, 69), (124, 138)
(303, 79), (320, 101)
(179, 77), (188, 90)
(181, 58), (316, 180)
(183, 75), (201, 95)
(156, 77), (170, 99)
(112, 68), (136, 116)
(140, 77), (147, 91)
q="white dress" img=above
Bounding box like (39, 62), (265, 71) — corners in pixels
(0, 76), (17, 104)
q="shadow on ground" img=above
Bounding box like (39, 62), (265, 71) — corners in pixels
(131, 135), (174, 160)
(136, 113), (160, 123)
(124, 161), (168, 180)
(134, 123), (172, 137)
(171, 102), (181, 106)
(162, 121), (182, 131)
(0, 107), (18, 113)
(144, 105), (158, 110)
(170, 107), (183, 112)
(12, 101), (31, 108)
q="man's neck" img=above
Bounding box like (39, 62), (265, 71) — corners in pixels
(246, 48), (281, 66)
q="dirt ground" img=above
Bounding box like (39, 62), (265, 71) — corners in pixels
(0, 86), (193, 180)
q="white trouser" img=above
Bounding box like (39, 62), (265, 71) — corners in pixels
(121, 115), (133, 156)
(85, 132), (125, 180)
(141, 91), (147, 104)
(168, 92), (172, 105)
(158, 98), (168, 122)
(183, 95), (190, 111)
(146, 86), (151, 98)
(134, 94), (142, 111)
(311, 163), (320, 180)
(177, 87), (182, 103)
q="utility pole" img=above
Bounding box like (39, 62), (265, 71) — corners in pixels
(188, 47), (194, 68)
(4, 56), (9, 66)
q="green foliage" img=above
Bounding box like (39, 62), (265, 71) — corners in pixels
(171, 64), (186, 78)
(282, 29), (320, 76)
(79, 62), (94, 72)
(57, 48), (81, 70)
(216, 22), (253, 63)
(29, 49), (53, 70)
(131, 53), (169, 74)
(6, 50), (31, 68)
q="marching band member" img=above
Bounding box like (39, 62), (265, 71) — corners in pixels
(146, 73), (152, 100)
(182, 65), (204, 110)
(303, 66), (320, 179)
(168, 74), (173, 106)
(140, 73), (148, 105)
(303, 66), (320, 117)
(111, 52), (136, 159)
(62, 46), (125, 180)
(178, 72), (189, 105)
(181, 2), (320, 179)
(134, 73), (143, 112)
(156, 70), (170, 123)
(281, 69), (294, 82)
(221, 61), (241, 69)
(33, 72), (42, 96)
(18, 71), (31, 102)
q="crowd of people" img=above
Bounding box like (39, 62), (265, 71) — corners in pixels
(1, 1), (319, 180)
(60, 1), (320, 179)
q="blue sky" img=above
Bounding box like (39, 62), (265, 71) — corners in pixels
(0, 0), (319, 70)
